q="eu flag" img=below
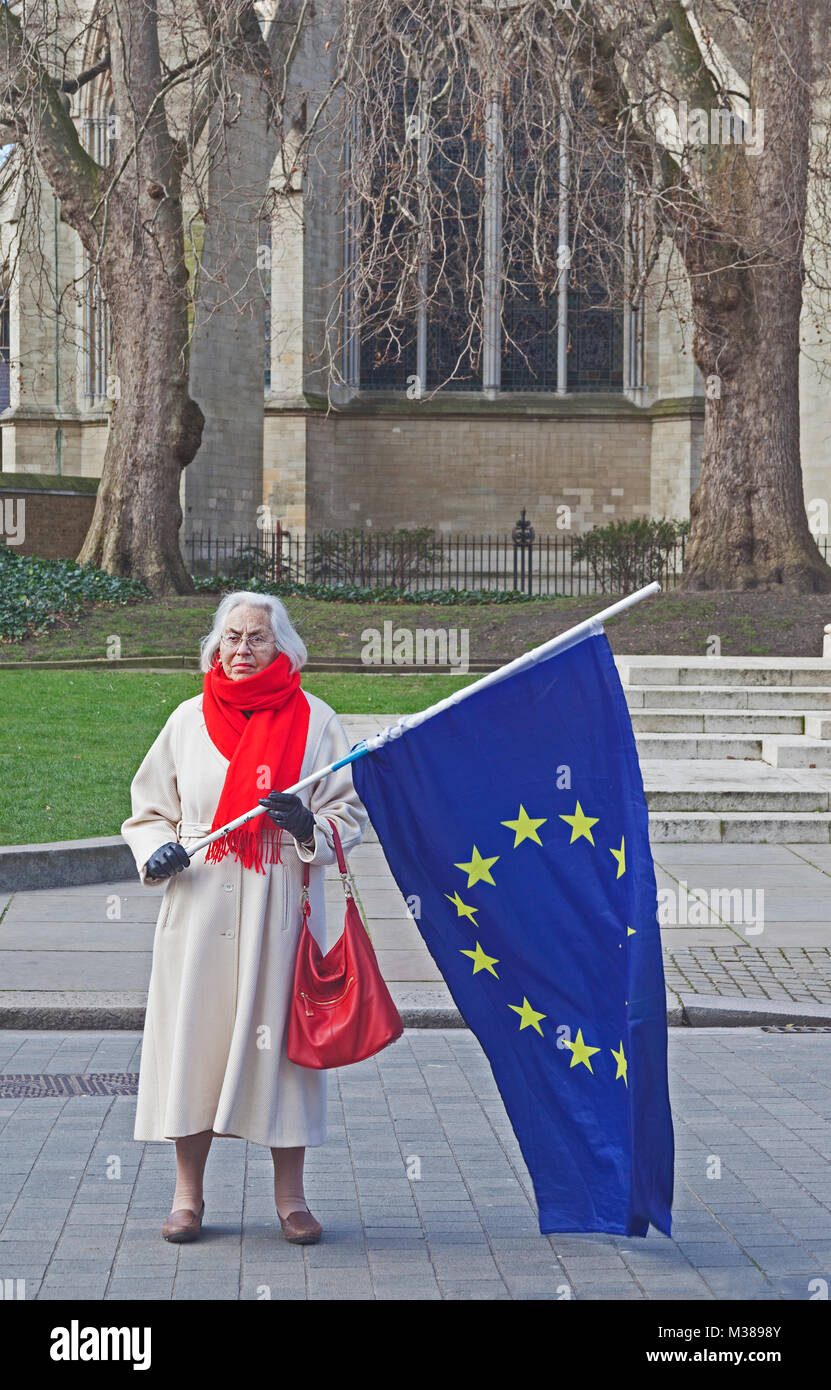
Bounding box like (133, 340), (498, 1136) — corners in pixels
(352, 628), (674, 1236)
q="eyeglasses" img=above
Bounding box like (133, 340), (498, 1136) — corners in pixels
(219, 631), (276, 650)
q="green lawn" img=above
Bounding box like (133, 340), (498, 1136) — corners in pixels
(0, 670), (477, 845)
(0, 591), (565, 665)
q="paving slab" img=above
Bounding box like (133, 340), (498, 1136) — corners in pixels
(0, 1029), (827, 1300)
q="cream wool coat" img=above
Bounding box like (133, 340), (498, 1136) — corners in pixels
(121, 689), (369, 1148)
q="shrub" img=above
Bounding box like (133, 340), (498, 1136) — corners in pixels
(572, 518), (689, 594)
(305, 527), (443, 588)
(0, 547), (146, 641)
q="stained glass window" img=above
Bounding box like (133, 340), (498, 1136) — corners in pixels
(349, 68), (625, 394)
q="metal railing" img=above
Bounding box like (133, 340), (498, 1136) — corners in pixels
(187, 528), (676, 595)
(185, 527), (831, 598)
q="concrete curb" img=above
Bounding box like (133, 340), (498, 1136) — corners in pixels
(1, 992), (828, 1031)
(0, 822), (381, 891)
(0, 837), (136, 892)
(677, 993), (831, 1028)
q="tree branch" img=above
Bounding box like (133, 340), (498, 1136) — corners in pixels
(0, 4), (102, 234)
(540, 0), (674, 193)
(189, 0), (312, 150)
(59, 54), (111, 95)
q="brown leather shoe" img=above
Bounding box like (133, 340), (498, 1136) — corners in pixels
(162, 1200), (205, 1243)
(279, 1209), (322, 1244)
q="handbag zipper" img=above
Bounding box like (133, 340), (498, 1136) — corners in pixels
(299, 976), (356, 1016)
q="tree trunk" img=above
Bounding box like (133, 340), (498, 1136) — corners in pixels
(680, 0), (831, 593)
(76, 208), (204, 594)
(77, 377), (203, 595)
(682, 260), (831, 592)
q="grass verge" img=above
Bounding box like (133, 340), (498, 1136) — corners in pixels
(0, 670), (475, 845)
(1, 589), (827, 665)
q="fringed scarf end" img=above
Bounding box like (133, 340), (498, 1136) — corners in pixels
(205, 822), (285, 874)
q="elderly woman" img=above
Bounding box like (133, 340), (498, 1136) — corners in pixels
(121, 591), (369, 1246)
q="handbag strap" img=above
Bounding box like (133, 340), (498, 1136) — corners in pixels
(301, 818), (352, 900)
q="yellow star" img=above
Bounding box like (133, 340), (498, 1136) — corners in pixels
(444, 890), (479, 924)
(564, 1027), (601, 1072)
(610, 836), (626, 878)
(460, 942), (499, 978)
(627, 925), (636, 936)
(508, 997), (546, 1035)
(500, 805), (547, 848)
(611, 1042), (628, 1086)
(454, 845), (499, 887)
(559, 801), (598, 846)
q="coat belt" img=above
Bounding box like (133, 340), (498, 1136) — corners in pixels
(176, 821), (215, 837)
(175, 819), (305, 858)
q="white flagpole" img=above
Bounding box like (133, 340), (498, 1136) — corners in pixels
(185, 581), (660, 859)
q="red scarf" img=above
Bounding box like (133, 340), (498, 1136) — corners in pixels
(202, 652), (311, 872)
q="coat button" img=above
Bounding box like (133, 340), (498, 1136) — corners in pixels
(222, 929), (235, 938)
(223, 882), (234, 891)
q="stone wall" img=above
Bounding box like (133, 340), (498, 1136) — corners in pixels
(0, 474), (97, 559)
(264, 398), (656, 536)
(263, 410), (309, 532)
(0, 416), (108, 477)
(649, 410), (704, 521)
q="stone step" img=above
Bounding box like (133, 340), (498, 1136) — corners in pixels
(645, 786), (828, 812)
(649, 812), (831, 843)
(760, 737), (831, 770)
(640, 760), (831, 813)
(626, 685), (831, 711)
(630, 709), (806, 734)
(635, 733), (763, 760)
(617, 657), (831, 687)
(805, 714), (831, 739)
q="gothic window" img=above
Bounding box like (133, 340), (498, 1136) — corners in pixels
(353, 59), (483, 393)
(355, 85), (418, 392)
(567, 150), (624, 393)
(350, 70), (626, 395)
(424, 74), (482, 392)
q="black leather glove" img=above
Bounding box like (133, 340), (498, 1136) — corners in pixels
(145, 842), (190, 880)
(258, 791), (315, 845)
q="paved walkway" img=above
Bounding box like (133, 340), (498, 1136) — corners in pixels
(2, 840), (831, 1025)
(0, 1028), (829, 1300)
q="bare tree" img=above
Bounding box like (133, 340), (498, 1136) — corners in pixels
(0, 0), (323, 594)
(328, 0), (831, 592)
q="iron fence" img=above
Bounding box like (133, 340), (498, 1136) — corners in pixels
(185, 528), (831, 598)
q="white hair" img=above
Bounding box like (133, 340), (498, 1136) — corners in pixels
(200, 591), (308, 674)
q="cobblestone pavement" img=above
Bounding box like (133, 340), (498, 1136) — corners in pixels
(663, 947), (831, 1004)
(0, 1028), (829, 1301)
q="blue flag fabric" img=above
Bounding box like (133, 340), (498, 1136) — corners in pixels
(351, 628), (674, 1236)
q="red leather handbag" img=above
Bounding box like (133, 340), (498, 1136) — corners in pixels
(286, 819), (403, 1069)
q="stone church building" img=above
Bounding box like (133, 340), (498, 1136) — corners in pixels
(1, 1), (829, 553)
